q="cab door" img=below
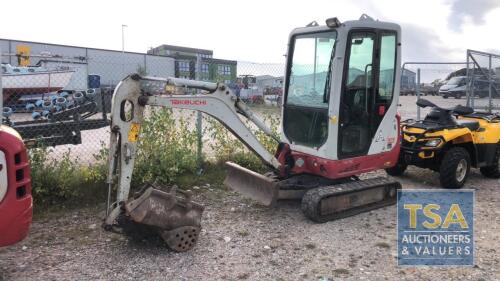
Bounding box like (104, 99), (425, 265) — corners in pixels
(338, 30), (397, 159)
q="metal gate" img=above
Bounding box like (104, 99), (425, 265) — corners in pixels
(466, 49), (500, 112)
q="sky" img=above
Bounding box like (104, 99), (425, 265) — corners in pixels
(1, 0), (499, 68)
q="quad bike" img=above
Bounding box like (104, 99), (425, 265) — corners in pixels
(0, 125), (33, 247)
(104, 15), (403, 251)
(387, 98), (500, 188)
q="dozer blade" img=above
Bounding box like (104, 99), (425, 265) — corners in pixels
(301, 177), (401, 223)
(224, 161), (279, 206)
(124, 185), (204, 252)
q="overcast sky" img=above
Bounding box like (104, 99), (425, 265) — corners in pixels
(1, 0), (499, 65)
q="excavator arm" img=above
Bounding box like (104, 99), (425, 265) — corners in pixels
(107, 74), (281, 202)
(104, 74), (282, 251)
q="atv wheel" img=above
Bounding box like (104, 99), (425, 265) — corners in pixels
(479, 145), (500, 178)
(442, 95), (448, 99)
(385, 162), (407, 176)
(439, 147), (470, 189)
(454, 92), (461, 99)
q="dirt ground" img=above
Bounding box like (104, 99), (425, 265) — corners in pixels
(1, 96), (499, 280)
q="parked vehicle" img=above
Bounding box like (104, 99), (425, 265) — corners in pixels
(440, 75), (496, 99)
(0, 125), (32, 247)
(440, 76), (467, 99)
(239, 86), (264, 104)
(387, 99), (500, 188)
(1, 63), (74, 105)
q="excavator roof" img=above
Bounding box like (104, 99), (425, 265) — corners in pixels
(291, 15), (401, 36)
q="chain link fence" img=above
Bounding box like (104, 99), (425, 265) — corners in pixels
(399, 57), (500, 120)
(3, 40), (498, 166)
(1, 42), (285, 165)
(399, 62), (469, 120)
(466, 49), (500, 112)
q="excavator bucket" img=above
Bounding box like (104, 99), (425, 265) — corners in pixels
(224, 161), (279, 206)
(124, 184), (204, 252)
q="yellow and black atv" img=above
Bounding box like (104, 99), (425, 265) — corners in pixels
(387, 98), (500, 188)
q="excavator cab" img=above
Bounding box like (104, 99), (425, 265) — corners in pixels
(104, 15), (402, 251)
(282, 15), (401, 168)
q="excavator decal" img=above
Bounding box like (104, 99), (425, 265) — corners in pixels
(170, 99), (207, 106)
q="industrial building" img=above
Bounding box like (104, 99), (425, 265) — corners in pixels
(0, 38), (175, 90)
(148, 44), (237, 83)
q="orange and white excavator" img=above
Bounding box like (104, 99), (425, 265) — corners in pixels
(104, 15), (403, 251)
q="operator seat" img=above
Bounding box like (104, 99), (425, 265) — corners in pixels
(340, 88), (370, 154)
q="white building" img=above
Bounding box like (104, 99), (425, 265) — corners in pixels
(0, 38), (175, 90)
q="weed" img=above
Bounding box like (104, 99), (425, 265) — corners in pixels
(132, 108), (199, 186)
(29, 146), (106, 207)
(29, 105), (282, 209)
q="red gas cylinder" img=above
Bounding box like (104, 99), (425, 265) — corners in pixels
(0, 125), (32, 247)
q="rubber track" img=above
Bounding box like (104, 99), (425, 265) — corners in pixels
(301, 177), (401, 223)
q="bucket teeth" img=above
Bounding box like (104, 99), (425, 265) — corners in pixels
(160, 226), (201, 252)
(121, 184), (204, 251)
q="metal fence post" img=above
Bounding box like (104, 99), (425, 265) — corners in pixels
(471, 63), (476, 109)
(466, 51), (470, 107)
(195, 54), (203, 172)
(416, 68), (421, 120)
(489, 54), (493, 113)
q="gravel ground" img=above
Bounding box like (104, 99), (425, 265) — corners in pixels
(1, 96), (499, 280)
(1, 169), (499, 281)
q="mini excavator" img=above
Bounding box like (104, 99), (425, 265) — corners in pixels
(104, 15), (403, 251)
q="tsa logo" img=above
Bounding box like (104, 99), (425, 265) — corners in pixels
(397, 190), (474, 266)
